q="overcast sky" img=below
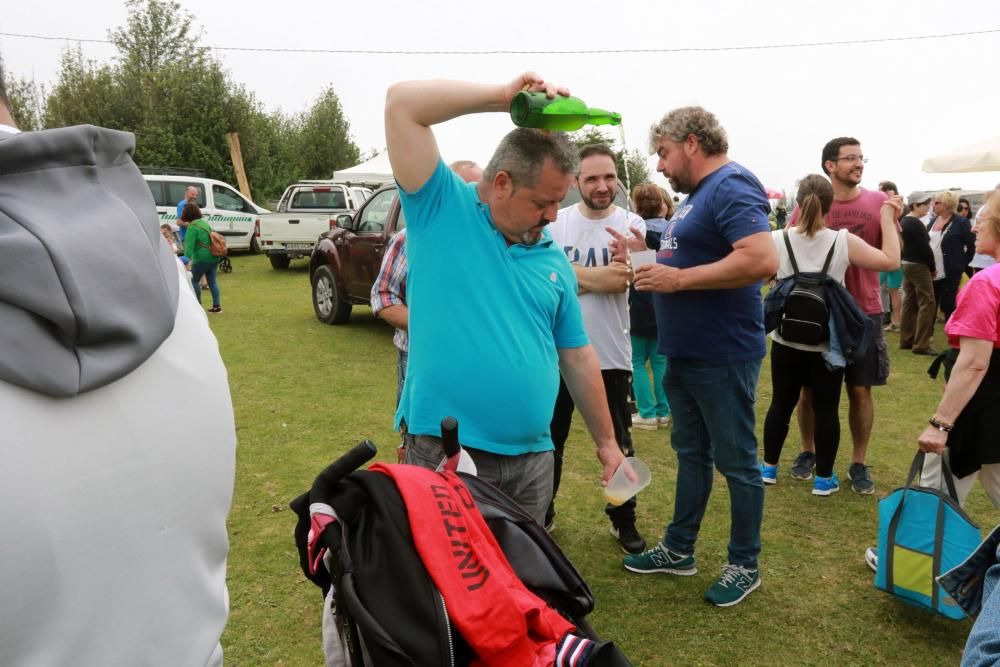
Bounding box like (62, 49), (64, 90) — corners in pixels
(5, 0), (1000, 196)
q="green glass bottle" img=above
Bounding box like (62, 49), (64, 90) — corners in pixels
(509, 92), (622, 132)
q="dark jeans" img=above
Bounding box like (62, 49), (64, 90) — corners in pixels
(763, 341), (845, 478)
(663, 358), (764, 568)
(548, 369), (634, 527)
(934, 274), (960, 321)
(190, 261), (220, 307)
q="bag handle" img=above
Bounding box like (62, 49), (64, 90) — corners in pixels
(906, 450), (960, 503)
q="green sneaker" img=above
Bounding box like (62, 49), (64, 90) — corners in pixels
(623, 543), (696, 576)
(704, 564), (761, 607)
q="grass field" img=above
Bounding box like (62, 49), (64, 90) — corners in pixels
(211, 253), (993, 666)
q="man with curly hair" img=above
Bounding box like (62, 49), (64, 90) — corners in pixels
(620, 106), (778, 607)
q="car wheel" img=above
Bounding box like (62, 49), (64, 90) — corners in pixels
(269, 253), (291, 269)
(312, 264), (352, 325)
(249, 235), (260, 255)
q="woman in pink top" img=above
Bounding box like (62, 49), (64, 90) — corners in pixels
(918, 189), (1000, 506)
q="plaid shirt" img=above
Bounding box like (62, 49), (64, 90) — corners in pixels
(370, 229), (408, 351)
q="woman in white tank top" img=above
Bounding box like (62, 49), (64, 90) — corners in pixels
(761, 174), (901, 496)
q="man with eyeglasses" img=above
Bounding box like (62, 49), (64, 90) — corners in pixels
(788, 137), (900, 495)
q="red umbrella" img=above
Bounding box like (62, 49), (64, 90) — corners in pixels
(765, 187), (784, 200)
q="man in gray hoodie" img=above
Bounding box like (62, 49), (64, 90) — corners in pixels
(0, 69), (236, 666)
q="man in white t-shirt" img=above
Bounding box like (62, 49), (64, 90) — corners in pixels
(547, 144), (648, 553)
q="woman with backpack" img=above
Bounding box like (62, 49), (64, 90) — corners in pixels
(761, 175), (900, 495)
(181, 203), (222, 313)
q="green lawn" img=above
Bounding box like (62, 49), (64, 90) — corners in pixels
(212, 254), (992, 665)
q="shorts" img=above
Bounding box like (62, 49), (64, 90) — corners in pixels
(845, 314), (890, 387)
(880, 269), (904, 289)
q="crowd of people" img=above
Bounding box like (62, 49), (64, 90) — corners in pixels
(374, 71), (1000, 625)
(6, 58), (1000, 662)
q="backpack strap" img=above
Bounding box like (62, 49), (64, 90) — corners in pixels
(819, 232), (838, 275)
(782, 230), (800, 276)
(783, 229), (838, 276)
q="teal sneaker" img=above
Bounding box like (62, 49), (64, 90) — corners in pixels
(761, 463), (778, 485)
(704, 564), (760, 607)
(623, 543), (696, 576)
(812, 473), (840, 497)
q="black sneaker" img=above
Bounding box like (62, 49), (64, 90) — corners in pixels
(848, 463), (876, 495)
(610, 524), (647, 555)
(790, 451), (816, 480)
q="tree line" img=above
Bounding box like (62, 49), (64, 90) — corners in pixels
(3, 0), (360, 202)
(3, 0), (648, 203)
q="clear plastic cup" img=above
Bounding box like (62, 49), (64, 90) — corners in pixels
(603, 456), (652, 506)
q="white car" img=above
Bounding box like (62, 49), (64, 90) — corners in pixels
(144, 174), (269, 253)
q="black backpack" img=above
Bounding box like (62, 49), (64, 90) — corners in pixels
(777, 230), (837, 346)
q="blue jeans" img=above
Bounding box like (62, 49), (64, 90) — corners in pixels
(662, 358), (764, 568)
(963, 544), (1000, 666)
(404, 436), (553, 526)
(396, 347), (408, 409)
(631, 335), (670, 419)
(190, 261), (220, 307)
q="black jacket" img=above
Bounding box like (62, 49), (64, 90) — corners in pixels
(930, 215), (976, 280)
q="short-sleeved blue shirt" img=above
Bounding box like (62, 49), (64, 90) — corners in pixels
(395, 160), (587, 455)
(654, 161), (771, 364)
(176, 199), (187, 241)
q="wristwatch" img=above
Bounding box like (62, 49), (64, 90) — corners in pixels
(929, 417), (954, 433)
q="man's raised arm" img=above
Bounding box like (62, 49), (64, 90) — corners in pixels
(384, 73), (568, 193)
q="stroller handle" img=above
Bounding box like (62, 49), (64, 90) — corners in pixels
(311, 440), (378, 499)
(440, 416), (460, 459)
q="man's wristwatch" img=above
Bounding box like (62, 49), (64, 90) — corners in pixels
(929, 417), (954, 433)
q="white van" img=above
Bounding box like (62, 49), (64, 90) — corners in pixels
(144, 175), (269, 253)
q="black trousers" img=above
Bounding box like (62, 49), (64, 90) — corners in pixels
(548, 369), (635, 525)
(763, 341), (845, 478)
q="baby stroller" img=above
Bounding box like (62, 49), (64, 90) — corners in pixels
(291, 418), (632, 667)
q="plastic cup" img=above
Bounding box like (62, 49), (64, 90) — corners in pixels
(603, 457), (652, 506)
(630, 249), (656, 268)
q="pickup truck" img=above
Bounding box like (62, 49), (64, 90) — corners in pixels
(259, 182), (373, 269)
(310, 184), (403, 324)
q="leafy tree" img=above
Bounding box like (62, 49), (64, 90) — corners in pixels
(296, 86), (360, 179)
(6, 0), (361, 201)
(570, 128), (650, 194)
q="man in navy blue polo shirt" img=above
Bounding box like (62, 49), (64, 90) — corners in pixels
(384, 73), (625, 525)
(621, 106), (778, 607)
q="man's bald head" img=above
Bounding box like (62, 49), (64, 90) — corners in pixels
(450, 160), (483, 184)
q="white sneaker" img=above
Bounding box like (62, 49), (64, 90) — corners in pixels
(657, 416), (672, 429)
(631, 415), (658, 430)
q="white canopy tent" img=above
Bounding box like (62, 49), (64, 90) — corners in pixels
(923, 137), (1000, 174)
(332, 151), (394, 185)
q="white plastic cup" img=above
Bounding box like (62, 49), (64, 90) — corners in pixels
(630, 249), (656, 268)
(603, 456), (652, 506)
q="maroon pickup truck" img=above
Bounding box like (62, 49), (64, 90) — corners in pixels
(309, 184), (403, 324)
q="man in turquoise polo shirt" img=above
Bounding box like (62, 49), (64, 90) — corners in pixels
(385, 72), (625, 525)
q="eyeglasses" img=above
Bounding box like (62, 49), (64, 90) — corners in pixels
(836, 155), (868, 164)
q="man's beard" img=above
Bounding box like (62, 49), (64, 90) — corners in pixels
(580, 192), (614, 211)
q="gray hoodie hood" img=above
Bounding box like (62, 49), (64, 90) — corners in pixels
(0, 125), (179, 397)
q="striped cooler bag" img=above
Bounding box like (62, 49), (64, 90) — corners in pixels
(874, 451), (982, 620)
